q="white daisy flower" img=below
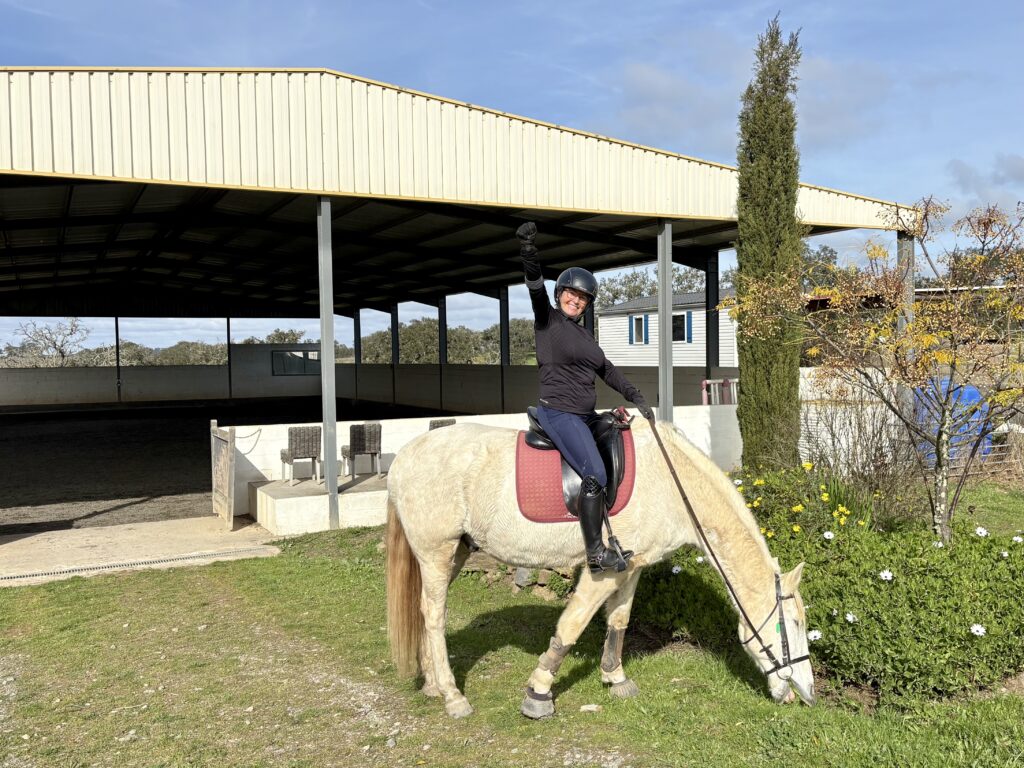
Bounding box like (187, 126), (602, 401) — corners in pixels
(733, 479), (743, 486)
(1013, 536), (1023, 543)
(970, 624), (986, 637)
(695, 556), (705, 564)
(831, 608), (839, 617)
(671, 565), (682, 574)
(845, 612), (857, 623)
(975, 526), (989, 537)
(1001, 551), (1009, 559)
(878, 569), (894, 581)
(933, 541), (944, 548)
(823, 531), (835, 540)
(807, 629), (822, 642)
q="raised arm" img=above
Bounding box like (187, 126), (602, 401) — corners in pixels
(516, 221), (551, 327)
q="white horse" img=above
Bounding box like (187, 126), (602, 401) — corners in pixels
(385, 418), (814, 718)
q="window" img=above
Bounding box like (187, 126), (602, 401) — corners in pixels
(271, 350), (321, 376)
(629, 315), (649, 345)
(672, 311), (694, 343)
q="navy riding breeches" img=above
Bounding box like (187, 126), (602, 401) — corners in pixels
(534, 405), (607, 487)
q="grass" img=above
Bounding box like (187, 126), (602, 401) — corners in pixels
(957, 480), (1024, 536)
(1, 526), (1023, 767)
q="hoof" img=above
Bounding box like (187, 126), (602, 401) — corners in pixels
(445, 695), (474, 719)
(520, 691), (555, 720)
(421, 682), (441, 698)
(608, 679), (640, 699)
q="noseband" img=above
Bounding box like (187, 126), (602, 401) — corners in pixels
(739, 573), (810, 679)
(648, 420), (811, 680)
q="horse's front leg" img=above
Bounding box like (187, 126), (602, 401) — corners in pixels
(600, 567), (642, 698)
(520, 569), (626, 719)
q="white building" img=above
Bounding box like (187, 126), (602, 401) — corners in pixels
(597, 290), (738, 368)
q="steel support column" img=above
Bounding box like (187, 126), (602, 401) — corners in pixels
(705, 249), (720, 380)
(390, 304), (400, 405)
(438, 296), (448, 411)
(114, 316), (122, 403)
(316, 196), (339, 530)
(353, 310), (361, 401)
(657, 219), (674, 421)
(499, 286), (510, 413)
(226, 317), (233, 399)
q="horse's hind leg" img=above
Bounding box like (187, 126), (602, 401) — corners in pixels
(420, 539), (472, 699)
(521, 569), (626, 719)
(419, 546), (474, 718)
(600, 567), (643, 698)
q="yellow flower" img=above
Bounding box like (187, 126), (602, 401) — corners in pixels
(832, 510), (839, 518)
(820, 492), (830, 502)
(766, 530), (776, 539)
(737, 486), (744, 493)
(839, 517), (847, 526)
(746, 503), (753, 509)
(760, 527), (766, 534)
(792, 525), (801, 533)
(857, 520), (866, 526)
(802, 462), (814, 471)
(791, 503), (805, 513)
(819, 484), (827, 491)
(753, 498), (761, 508)
(753, 478), (765, 486)
(837, 504), (849, 515)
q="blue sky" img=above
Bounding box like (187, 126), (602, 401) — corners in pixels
(1, 0), (1021, 348)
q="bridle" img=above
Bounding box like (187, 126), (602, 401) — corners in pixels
(647, 418), (811, 679)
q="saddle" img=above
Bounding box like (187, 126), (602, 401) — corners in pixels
(515, 406), (637, 524)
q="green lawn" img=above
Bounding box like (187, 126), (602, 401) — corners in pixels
(958, 481), (1024, 535)
(1, 527), (1022, 767)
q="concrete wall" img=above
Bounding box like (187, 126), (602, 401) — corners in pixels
(230, 343), (321, 399)
(228, 404), (743, 519)
(121, 366), (229, 401)
(0, 367), (117, 406)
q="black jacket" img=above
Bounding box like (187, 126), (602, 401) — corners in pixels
(521, 248), (645, 414)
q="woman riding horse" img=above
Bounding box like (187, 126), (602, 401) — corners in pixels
(515, 221), (655, 573)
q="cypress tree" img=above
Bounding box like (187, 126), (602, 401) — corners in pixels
(735, 17), (804, 468)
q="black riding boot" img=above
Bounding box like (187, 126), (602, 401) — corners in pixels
(580, 476), (632, 574)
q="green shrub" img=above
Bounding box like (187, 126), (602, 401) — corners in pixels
(635, 506), (1024, 704)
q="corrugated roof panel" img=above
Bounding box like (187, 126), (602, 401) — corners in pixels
(0, 67), (906, 230)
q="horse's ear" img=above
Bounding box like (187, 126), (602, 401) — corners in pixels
(783, 562), (805, 592)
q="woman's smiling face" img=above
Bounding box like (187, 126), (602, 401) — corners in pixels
(559, 287), (590, 318)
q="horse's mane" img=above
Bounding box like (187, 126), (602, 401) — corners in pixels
(661, 423), (778, 570)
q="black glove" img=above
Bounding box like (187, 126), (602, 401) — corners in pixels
(515, 221), (537, 244)
(633, 397), (655, 421)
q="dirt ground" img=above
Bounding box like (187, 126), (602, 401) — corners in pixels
(0, 414), (214, 536)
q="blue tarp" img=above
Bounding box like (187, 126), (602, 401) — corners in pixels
(915, 378), (991, 463)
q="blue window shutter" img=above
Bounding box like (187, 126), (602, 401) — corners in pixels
(643, 314), (650, 345)
(686, 311), (693, 343)
(628, 315), (634, 345)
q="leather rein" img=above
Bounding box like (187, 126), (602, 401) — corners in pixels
(646, 417), (810, 680)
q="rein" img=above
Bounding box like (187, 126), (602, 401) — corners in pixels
(646, 417), (810, 679)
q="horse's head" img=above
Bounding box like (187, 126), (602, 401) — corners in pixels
(738, 562), (815, 705)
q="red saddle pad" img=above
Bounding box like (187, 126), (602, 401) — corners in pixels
(515, 429), (636, 524)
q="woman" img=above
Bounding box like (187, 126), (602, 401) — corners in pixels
(516, 221), (655, 573)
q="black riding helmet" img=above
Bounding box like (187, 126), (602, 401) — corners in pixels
(555, 267), (598, 303)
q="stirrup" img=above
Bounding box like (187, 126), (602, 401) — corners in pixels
(587, 545), (632, 574)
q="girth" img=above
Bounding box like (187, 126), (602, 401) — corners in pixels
(525, 406), (631, 516)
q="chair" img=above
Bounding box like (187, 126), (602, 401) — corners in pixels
(280, 426), (322, 486)
(341, 423), (382, 480)
(429, 418), (456, 430)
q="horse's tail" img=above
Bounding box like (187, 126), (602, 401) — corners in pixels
(386, 492), (423, 678)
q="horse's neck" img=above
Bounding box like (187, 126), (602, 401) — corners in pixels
(698, 517), (776, 615)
